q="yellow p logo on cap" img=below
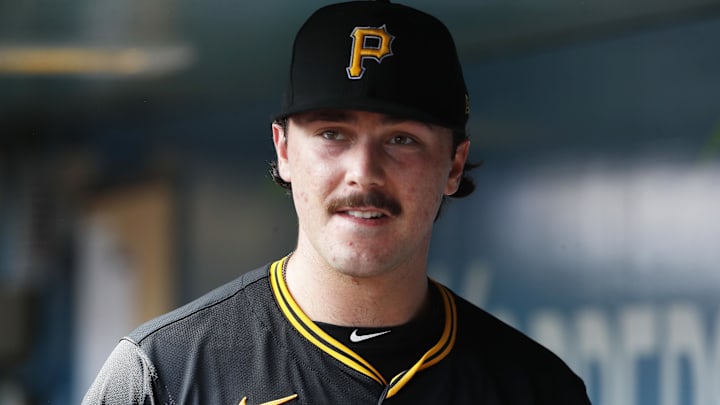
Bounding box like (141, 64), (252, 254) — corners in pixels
(346, 25), (394, 79)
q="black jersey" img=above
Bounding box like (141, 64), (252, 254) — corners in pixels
(82, 256), (591, 404)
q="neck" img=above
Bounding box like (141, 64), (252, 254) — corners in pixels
(283, 250), (430, 327)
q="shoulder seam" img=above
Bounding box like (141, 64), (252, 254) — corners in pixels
(130, 264), (270, 343)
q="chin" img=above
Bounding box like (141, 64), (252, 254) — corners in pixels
(329, 250), (399, 278)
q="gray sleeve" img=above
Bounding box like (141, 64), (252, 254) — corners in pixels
(81, 338), (159, 405)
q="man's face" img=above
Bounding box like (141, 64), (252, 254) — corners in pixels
(272, 109), (469, 278)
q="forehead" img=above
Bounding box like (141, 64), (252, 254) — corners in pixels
(289, 109), (446, 133)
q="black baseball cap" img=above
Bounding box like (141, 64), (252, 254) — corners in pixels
(275, 0), (470, 133)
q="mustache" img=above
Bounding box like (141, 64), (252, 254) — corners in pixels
(327, 190), (402, 216)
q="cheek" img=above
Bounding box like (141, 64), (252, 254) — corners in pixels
(289, 144), (333, 177)
(295, 189), (310, 205)
(399, 168), (446, 212)
(291, 186), (318, 225)
(289, 155), (337, 204)
(403, 157), (450, 192)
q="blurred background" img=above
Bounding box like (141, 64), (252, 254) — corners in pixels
(1, 0), (719, 404)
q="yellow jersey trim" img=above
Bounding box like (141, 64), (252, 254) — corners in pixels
(269, 256), (457, 398)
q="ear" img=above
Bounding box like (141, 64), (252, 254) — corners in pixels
(444, 140), (470, 196)
(272, 122), (291, 183)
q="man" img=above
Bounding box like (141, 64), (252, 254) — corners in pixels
(83, 1), (592, 404)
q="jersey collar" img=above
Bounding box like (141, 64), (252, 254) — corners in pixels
(269, 255), (457, 399)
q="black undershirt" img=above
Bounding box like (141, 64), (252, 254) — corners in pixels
(315, 282), (445, 381)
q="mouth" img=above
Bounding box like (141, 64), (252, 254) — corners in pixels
(344, 209), (387, 219)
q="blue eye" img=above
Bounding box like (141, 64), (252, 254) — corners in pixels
(389, 134), (415, 145)
(321, 130), (346, 141)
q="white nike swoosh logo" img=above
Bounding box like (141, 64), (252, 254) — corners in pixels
(349, 329), (391, 343)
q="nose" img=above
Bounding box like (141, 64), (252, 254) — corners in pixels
(344, 140), (386, 189)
